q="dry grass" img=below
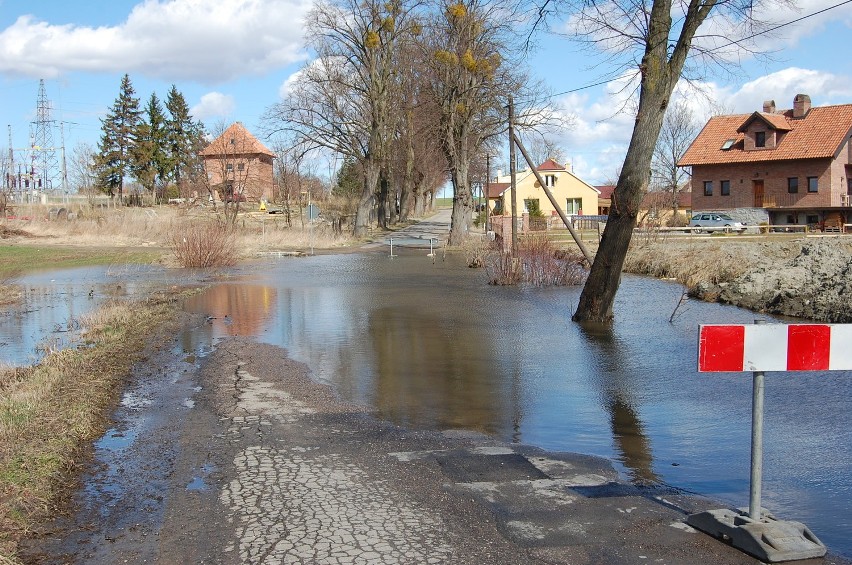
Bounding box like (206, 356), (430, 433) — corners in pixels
(624, 238), (787, 288)
(3, 204), (359, 258)
(0, 292), (185, 563)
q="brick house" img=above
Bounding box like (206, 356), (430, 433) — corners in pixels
(199, 122), (275, 203)
(678, 95), (852, 230)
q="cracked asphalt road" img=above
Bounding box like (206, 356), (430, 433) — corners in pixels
(23, 334), (851, 564)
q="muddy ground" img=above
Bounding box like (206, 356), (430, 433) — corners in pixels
(626, 234), (852, 322)
(19, 327), (851, 564)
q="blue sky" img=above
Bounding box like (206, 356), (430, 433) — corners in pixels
(1, 0), (851, 186)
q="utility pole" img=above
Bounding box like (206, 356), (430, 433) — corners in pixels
(32, 79), (60, 192)
(485, 154), (490, 233)
(508, 96), (518, 255)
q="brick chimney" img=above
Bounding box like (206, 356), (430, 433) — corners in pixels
(762, 100), (776, 113)
(793, 94), (811, 118)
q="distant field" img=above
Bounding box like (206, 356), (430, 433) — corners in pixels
(435, 197), (453, 208)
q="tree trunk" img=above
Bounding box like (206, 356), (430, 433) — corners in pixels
(573, 14), (676, 322)
(353, 160), (379, 237)
(448, 164), (472, 245)
(377, 174), (388, 230)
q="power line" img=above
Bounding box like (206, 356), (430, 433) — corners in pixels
(547, 0), (852, 99)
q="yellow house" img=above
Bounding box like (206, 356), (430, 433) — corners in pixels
(487, 159), (600, 218)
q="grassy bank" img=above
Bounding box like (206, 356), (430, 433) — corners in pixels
(0, 291), (190, 563)
(0, 246), (163, 279)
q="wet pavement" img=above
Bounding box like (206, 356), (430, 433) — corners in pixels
(23, 337), (852, 564)
(15, 211), (852, 563)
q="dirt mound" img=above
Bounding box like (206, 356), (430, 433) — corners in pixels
(0, 225), (33, 239)
(693, 238), (852, 322)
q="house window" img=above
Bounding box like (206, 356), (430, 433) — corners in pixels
(721, 180), (730, 196)
(807, 176), (818, 193)
(703, 181), (713, 196)
(566, 198), (581, 215)
(787, 214), (796, 223)
(226, 164), (234, 172)
(237, 163), (245, 171)
(721, 139), (735, 150)
(545, 174), (556, 187)
(807, 215), (819, 225)
(755, 131), (766, 148)
(788, 177), (798, 193)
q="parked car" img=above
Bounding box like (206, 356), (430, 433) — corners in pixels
(688, 213), (747, 233)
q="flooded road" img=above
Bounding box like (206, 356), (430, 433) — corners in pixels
(3, 241), (851, 557)
(180, 248), (852, 557)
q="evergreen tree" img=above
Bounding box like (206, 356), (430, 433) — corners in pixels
(165, 85), (205, 193)
(96, 74), (142, 199)
(333, 157), (363, 199)
(142, 93), (170, 200)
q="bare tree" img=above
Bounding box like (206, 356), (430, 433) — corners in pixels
(534, 0), (776, 322)
(524, 134), (567, 167)
(651, 99), (699, 220)
(263, 0), (422, 237)
(422, 0), (532, 245)
(68, 142), (99, 204)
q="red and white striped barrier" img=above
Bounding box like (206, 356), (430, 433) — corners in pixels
(698, 324), (852, 372)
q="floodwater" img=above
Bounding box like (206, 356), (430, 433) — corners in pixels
(0, 264), (213, 367)
(3, 246), (851, 556)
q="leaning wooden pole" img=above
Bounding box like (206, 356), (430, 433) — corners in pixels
(512, 132), (594, 265)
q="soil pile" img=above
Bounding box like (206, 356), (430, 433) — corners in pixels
(626, 236), (852, 322)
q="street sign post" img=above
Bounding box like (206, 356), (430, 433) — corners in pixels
(688, 321), (830, 562)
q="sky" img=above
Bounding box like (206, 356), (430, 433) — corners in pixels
(1, 0), (851, 188)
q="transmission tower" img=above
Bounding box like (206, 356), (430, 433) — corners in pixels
(30, 79), (61, 192)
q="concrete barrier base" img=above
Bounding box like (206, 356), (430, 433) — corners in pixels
(687, 507), (826, 562)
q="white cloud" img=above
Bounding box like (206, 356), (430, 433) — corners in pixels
(191, 91), (236, 120)
(0, 0), (312, 82)
(720, 67), (852, 112)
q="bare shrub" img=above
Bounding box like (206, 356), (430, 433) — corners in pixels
(169, 220), (238, 268)
(487, 234), (587, 286)
(461, 235), (492, 268)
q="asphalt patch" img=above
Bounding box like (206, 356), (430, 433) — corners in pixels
(436, 452), (550, 483)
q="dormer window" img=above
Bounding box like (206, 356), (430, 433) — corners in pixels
(545, 174), (556, 187)
(755, 131), (766, 148)
(721, 139), (735, 150)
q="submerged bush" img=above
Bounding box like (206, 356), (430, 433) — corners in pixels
(486, 234), (587, 286)
(169, 220), (238, 268)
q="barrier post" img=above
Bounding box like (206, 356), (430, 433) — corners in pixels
(749, 319), (765, 521)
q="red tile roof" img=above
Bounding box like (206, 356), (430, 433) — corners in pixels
(678, 104), (852, 166)
(537, 159), (566, 171)
(736, 112), (791, 133)
(200, 122), (275, 157)
(595, 185), (615, 199)
(487, 182), (510, 198)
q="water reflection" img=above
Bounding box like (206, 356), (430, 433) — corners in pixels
(367, 306), (508, 432)
(16, 252), (838, 557)
(578, 321), (659, 484)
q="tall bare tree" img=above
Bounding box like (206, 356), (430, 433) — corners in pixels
(264, 0), (422, 237)
(423, 0), (528, 245)
(650, 99), (699, 219)
(536, 0), (774, 322)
